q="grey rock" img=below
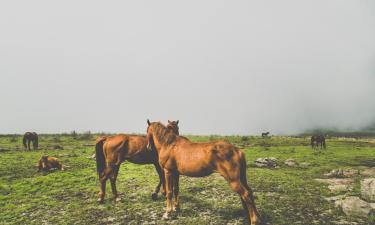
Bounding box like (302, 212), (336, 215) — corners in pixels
(362, 168), (375, 177)
(324, 169), (359, 178)
(335, 196), (375, 218)
(361, 178), (375, 202)
(254, 157), (278, 168)
(284, 158), (298, 167)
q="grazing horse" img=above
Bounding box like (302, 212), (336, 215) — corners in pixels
(23, 132), (38, 150)
(311, 135), (326, 149)
(146, 120), (261, 225)
(95, 120), (180, 203)
(261, 132), (270, 138)
(37, 156), (64, 172)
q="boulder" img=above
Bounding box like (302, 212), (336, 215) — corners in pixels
(254, 157), (278, 168)
(335, 196), (375, 218)
(324, 169), (359, 178)
(315, 178), (354, 186)
(284, 158), (298, 167)
(362, 168), (375, 177)
(328, 184), (353, 193)
(315, 178), (354, 193)
(361, 178), (375, 202)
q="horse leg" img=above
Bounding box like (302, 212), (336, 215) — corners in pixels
(28, 140), (31, 150)
(110, 165), (121, 202)
(218, 164), (260, 225)
(152, 163), (164, 200)
(229, 180), (260, 225)
(172, 173), (180, 212)
(162, 169), (174, 219)
(98, 164), (114, 203)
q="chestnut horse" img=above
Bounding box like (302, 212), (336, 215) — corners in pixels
(146, 120), (261, 225)
(37, 156), (65, 172)
(95, 120), (180, 203)
(23, 132), (38, 150)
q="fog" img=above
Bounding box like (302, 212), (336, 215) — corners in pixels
(0, 1), (374, 135)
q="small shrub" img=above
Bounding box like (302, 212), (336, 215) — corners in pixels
(79, 131), (93, 140)
(71, 131), (78, 140)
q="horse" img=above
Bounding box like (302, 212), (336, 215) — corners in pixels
(23, 132), (38, 150)
(95, 120), (180, 203)
(261, 132), (269, 138)
(37, 156), (65, 172)
(311, 135), (326, 149)
(146, 120), (261, 225)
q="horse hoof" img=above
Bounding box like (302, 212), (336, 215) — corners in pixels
(151, 193), (158, 201)
(172, 206), (180, 212)
(97, 198), (104, 204)
(114, 197), (121, 202)
(162, 212), (171, 220)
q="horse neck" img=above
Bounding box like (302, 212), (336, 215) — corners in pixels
(152, 132), (173, 151)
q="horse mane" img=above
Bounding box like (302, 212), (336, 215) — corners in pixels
(152, 122), (177, 145)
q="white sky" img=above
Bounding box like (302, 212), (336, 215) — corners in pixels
(0, 1), (374, 135)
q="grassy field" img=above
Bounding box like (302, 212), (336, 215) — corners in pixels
(1, 134), (375, 225)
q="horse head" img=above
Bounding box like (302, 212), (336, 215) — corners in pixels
(167, 120), (179, 135)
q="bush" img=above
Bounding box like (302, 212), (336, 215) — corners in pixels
(79, 131), (93, 140)
(71, 130), (78, 140)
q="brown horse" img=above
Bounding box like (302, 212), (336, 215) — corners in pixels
(95, 120), (180, 203)
(37, 156), (64, 172)
(23, 132), (38, 150)
(311, 135), (326, 149)
(146, 120), (261, 225)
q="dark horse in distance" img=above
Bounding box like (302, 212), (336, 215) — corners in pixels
(311, 135), (326, 149)
(23, 132), (38, 150)
(146, 120), (261, 225)
(261, 132), (270, 138)
(95, 120), (180, 203)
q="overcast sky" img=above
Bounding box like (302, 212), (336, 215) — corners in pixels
(0, 1), (374, 135)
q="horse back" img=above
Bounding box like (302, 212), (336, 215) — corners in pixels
(102, 134), (155, 164)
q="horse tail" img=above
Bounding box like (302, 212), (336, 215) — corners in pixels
(238, 149), (248, 185)
(95, 137), (107, 178)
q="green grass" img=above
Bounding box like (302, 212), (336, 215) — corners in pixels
(0, 135), (374, 224)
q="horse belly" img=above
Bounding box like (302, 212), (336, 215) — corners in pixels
(177, 160), (214, 177)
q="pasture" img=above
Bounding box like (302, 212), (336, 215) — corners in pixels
(0, 134), (374, 225)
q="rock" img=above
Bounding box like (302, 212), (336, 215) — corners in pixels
(254, 157), (278, 168)
(316, 178), (354, 193)
(361, 178), (375, 202)
(324, 195), (347, 202)
(343, 169), (360, 177)
(315, 178), (354, 186)
(362, 168), (375, 177)
(328, 184), (353, 193)
(335, 196), (375, 218)
(324, 169), (359, 178)
(284, 158), (298, 167)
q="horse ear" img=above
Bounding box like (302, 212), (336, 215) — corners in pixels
(176, 120), (179, 125)
(168, 120), (171, 123)
(147, 119), (151, 126)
